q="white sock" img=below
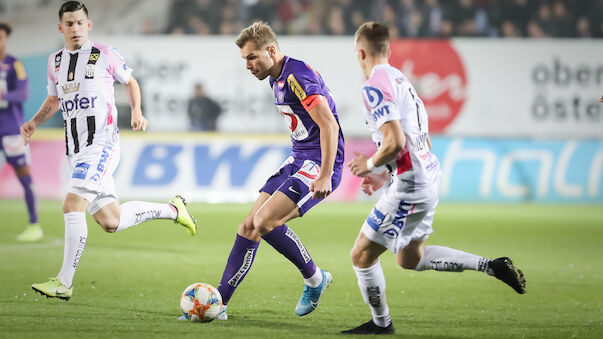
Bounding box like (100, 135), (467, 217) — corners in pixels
(57, 212), (88, 288)
(115, 201), (177, 232)
(415, 245), (490, 273)
(354, 261), (391, 328)
(304, 266), (323, 288)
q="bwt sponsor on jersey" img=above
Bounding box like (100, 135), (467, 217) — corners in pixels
(371, 105), (391, 121)
(60, 94), (98, 114)
(72, 162), (90, 179)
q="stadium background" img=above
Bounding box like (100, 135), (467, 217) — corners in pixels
(0, 1), (602, 338)
(1, 0), (601, 204)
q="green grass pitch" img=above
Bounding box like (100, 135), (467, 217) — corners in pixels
(0, 200), (602, 338)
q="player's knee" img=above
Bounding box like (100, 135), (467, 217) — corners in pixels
(252, 213), (273, 235)
(350, 247), (372, 268)
(398, 258), (419, 270)
(98, 217), (119, 233)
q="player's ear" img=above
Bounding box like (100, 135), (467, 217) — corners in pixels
(88, 18), (93, 31)
(58, 22), (63, 34)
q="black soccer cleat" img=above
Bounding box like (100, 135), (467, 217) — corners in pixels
(341, 320), (395, 335)
(489, 257), (526, 294)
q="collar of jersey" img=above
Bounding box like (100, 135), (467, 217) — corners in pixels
(369, 63), (390, 78)
(64, 40), (92, 53)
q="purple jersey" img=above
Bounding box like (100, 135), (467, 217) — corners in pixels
(269, 56), (344, 167)
(0, 54), (29, 136)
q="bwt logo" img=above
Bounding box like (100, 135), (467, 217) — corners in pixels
(366, 207), (386, 232)
(60, 94), (98, 114)
(371, 105), (391, 122)
(72, 162), (90, 179)
(362, 86), (384, 109)
(90, 146), (112, 183)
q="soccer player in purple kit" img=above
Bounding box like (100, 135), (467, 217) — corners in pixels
(0, 22), (42, 242)
(215, 21), (345, 319)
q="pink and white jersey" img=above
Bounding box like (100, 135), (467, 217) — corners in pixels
(361, 64), (440, 191)
(47, 41), (132, 155)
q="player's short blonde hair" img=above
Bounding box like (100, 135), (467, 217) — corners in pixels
(235, 21), (278, 49)
(355, 22), (390, 57)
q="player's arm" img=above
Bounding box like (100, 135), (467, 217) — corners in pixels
(123, 75), (147, 131)
(306, 98), (340, 199)
(348, 121), (405, 177)
(20, 95), (60, 145)
(0, 60), (29, 103)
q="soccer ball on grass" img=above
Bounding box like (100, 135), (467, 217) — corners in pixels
(180, 282), (222, 322)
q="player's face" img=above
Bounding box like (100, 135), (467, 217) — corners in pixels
(59, 9), (92, 50)
(0, 30), (7, 54)
(240, 41), (274, 80)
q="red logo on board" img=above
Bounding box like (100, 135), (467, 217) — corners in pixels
(388, 40), (467, 133)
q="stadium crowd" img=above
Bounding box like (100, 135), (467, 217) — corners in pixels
(165, 0), (603, 38)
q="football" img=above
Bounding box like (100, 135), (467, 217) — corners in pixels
(179, 283), (223, 322)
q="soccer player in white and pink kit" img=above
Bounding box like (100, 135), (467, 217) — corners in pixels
(344, 22), (526, 334)
(21, 1), (197, 300)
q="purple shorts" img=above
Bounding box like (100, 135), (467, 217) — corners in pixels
(1, 134), (30, 168)
(260, 156), (342, 216)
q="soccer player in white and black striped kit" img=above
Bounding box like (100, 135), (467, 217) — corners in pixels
(22, 1), (197, 300)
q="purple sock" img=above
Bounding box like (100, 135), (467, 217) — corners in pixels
(217, 234), (260, 305)
(261, 224), (317, 279)
(18, 175), (38, 224)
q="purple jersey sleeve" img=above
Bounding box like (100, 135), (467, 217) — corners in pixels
(2, 60), (29, 103)
(286, 63), (324, 103)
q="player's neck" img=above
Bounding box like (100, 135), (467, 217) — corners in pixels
(269, 53), (285, 79)
(365, 58), (389, 78)
(65, 38), (89, 51)
(0, 50), (5, 61)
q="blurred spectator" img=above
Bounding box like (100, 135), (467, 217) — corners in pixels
(188, 83), (222, 132)
(164, 0), (603, 38)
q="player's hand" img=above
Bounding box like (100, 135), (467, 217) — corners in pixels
(310, 176), (332, 200)
(361, 173), (387, 196)
(20, 121), (36, 146)
(348, 151), (371, 177)
(131, 110), (148, 131)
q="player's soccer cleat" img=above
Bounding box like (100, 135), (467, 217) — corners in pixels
(489, 257), (526, 294)
(294, 269), (332, 316)
(32, 277), (72, 300)
(217, 306), (228, 320)
(341, 320), (395, 335)
(169, 195), (197, 236)
(16, 223), (43, 242)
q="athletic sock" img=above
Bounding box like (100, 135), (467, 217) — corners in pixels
(415, 245), (490, 273)
(57, 212), (87, 288)
(17, 175), (38, 224)
(115, 201), (177, 232)
(217, 234), (260, 305)
(354, 261), (391, 328)
(261, 224), (316, 279)
(304, 267), (323, 288)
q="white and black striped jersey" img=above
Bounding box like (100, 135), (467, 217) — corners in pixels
(47, 40), (132, 155)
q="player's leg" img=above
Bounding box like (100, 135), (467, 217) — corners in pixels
(90, 196), (196, 235)
(215, 192), (271, 320)
(13, 163), (42, 241)
(32, 192), (90, 300)
(254, 190), (332, 316)
(397, 211), (526, 294)
(1, 134), (41, 242)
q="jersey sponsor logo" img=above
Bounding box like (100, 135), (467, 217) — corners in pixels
(60, 95), (98, 114)
(278, 104), (309, 141)
(85, 64), (95, 78)
(54, 52), (62, 72)
(287, 73), (307, 101)
(62, 82), (80, 94)
(371, 105), (391, 122)
(362, 86), (384, 109)
(72, 162), (90, 179)
(13, 61), (27, 80)
(389, 41), (467, 133)
(89, 53), (100, 61)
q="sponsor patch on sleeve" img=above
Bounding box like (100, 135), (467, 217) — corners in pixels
(14, 61), (27, 80)
(287, 73), (307, 102)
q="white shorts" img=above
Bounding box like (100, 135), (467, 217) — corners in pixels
(67, 144), (120, 215)
(361, 177), (440, 253)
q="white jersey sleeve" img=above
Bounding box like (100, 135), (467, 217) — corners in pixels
(105, 46), (133, 84)
(46, 51), (59, 96)
(361, 83), (400, 130)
